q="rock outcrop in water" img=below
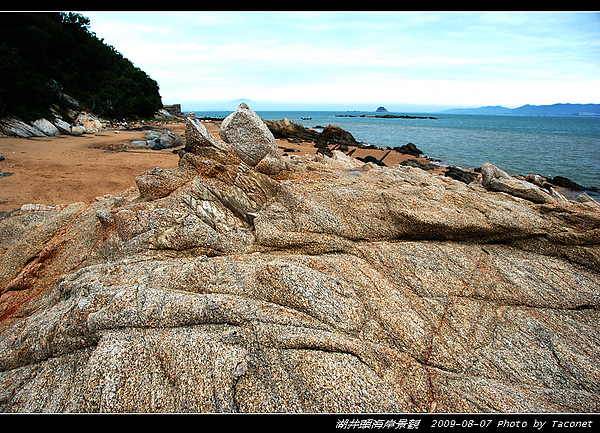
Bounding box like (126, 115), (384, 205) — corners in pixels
(1, 104), (599, 413)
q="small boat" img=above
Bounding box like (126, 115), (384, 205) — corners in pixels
(301, 117), (312, 120)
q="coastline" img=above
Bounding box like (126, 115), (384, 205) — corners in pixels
(0, 119), (446, 213)
(0, 118), (588, 213)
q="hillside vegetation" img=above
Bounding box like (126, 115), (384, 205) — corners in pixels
(0, 12), (162, 122)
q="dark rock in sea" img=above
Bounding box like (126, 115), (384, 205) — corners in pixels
(445, 166), (477, 184)
(548, 175), (586, 191)
(336, 114), (438, 120)
(393, 142), (423, 157)
(376, 106), (388, 112)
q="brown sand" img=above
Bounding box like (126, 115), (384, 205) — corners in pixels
(0, 120), (445, 213)
(0, 122), (184, 213)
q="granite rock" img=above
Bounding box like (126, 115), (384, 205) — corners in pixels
(1, 115), (599, 413)
(219, 103), (286, 175)
(481, 162), (558, 204)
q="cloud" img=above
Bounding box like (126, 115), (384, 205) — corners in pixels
(82, 11), (600, 109)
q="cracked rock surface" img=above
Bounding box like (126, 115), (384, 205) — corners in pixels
(1, 105), (599, 413)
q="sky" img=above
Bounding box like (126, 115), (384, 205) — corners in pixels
(79, 11), (600, 113)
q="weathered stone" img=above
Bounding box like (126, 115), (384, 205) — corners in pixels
(0, 117), (45, 138)
(481, 162), (556, 204)
(70, 125), (85, 136)
(75, 112), (103, 133)
(1, 114), (599, 414)
(53, 118), (72, 135)
(32, 119), (59, 136)
(184, 117), (241, 165)
(219, 103), (286, 175)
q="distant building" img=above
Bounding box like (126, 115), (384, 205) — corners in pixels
(163, 104), (182, 116)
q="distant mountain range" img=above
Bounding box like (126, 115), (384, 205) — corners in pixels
(441, 103), (600, 116)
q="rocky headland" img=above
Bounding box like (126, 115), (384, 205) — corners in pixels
(1, 103), (599, 413)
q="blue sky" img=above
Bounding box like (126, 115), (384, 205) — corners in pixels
(80, 11), (600, 112)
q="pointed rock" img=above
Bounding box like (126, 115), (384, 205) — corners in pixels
(219, 103), (286, 175)
(184, 116), (239, 165)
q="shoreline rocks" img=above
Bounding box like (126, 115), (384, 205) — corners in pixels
(393, 142), (423, 157)
(335, 113), (438, 119)
(262, 118), (320, 143)
(0, 111), (108, 138)
(127, 128), (184, 151)
(481, 162), (566, 204)
(1, 103), (600, 413)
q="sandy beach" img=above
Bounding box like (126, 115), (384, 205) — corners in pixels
(0, 120), (448, 214)
(0, 122), (184, 213)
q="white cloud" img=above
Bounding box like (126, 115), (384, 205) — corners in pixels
(82, 11), (600, 109)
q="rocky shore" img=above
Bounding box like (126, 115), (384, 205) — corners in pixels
(1, 103), (599, 413)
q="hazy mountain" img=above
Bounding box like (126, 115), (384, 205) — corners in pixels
(442, 105), (513, 115)
(230, 98), (254, 104)
(441, 103), (600, 116)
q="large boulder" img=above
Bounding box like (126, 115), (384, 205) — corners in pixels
(481, 162), (558, 204)
(32, 119), (59, 136)
(0, 117), (46, 138)
(262, 117), (320, 143)
(53, 118), (72, 135)
(315, 124), (361, 149)
(394, 142), (423, 157)
(1, 111), (600, 413)
(75, 112), (103, 133)
(219, 103), (286, 175)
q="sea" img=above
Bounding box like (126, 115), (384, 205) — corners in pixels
(192, 110), (600, 198)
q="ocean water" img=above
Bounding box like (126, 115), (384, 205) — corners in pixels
(193, 110), (600, 196)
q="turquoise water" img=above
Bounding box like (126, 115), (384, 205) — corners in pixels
(193, 110), (600, 194)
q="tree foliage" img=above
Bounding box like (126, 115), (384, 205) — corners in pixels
(0, 12), (163, 122)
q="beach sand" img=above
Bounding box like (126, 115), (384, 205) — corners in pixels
(0, 120), (448, 213)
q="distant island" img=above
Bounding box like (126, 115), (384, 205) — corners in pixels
(442, 103), (600, 116)
(336, 108), (438, 120)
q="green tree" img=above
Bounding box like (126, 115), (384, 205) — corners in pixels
(0, 12), (163, 122)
